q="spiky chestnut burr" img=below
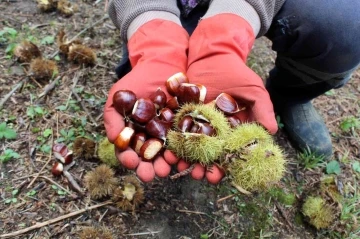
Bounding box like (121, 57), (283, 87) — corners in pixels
(37, 0), (57, 12)
(224, 123), (273, 152)
(78, 226), (114, 239)
(111, 175), (145, 211)
(13, 41), (42, 63)
(97, 137), (119, 167)
(84, 164), (118, 199)
(29, 58), (58, 81)
(73, 137), (96, 160)
(68, 44), (96, 65)
(228, 141), (286, 191)
(57, 0), (79, 17)
(166, 103), (231, 165)
(302, 196), (335, 229)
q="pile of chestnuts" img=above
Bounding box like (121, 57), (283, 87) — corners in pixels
(112, 72), (245, 163)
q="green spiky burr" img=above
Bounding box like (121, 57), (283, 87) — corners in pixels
(229, 141), (286, 191)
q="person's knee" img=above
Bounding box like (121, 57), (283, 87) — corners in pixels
(270, 0), (360, 74)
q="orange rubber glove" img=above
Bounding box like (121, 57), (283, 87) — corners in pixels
(104, 19), (189, 183)
(185, 14), (278, 184)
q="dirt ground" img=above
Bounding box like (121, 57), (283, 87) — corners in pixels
(1, 1), (360, 239)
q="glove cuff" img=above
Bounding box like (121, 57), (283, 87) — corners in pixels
(203, 0), (261, 37)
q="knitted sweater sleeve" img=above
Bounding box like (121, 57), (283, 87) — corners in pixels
(108, 0), (286, 40)
(108, 0), (181, 41)
(245, 0), (286, 37)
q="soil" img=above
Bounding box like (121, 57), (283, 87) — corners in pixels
(1, 1), (359, 239)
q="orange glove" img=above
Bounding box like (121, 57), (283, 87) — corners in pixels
(104, 19), (189, 182)
(185, 14), (278, 184)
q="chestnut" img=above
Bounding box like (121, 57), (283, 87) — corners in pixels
(197, 123), (215, 136)
(51, 162), (64, 176)
(113, 90), (137, 117)
(114, 126), (135, 151)
(215, 93), (240, 115)
(52, 143), (68, 157)
(195, 84), (207, 103)
(145, 118), (171, 141)
(131, 98), (156, 124)
(149, 88), (167, 110)
(53, 143), (72, 165)
(227, 116), (241, 128)
(178, 115), (194, 132)
(166, 72), (189, 96)
(158, 108), (175, 123)
(177, 83), (200, 105)
(131, 132), (147, 155)
(166, 97), (180, 111)
(140, 138), (164, 161)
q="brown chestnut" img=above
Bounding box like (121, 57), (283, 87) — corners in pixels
(113, 90), (137, 116)
(177, 83), (200, 105)
(114, 126), (135, 151)
(131, 98), (156, 123)
(195, 84), (207, 103)
(227, 116), (241, 128)
(158, 108), (175, 123)
(51, 162), (64, 176)
(197, 123), (215, 136)
(166, 72), (189, 96)
(140, 138), (164, 161)
(145, 118), (171, 141)
(190, 124), (200, 133)
(149, 88), (167, 110)
(166, 97), (180, 111)
(131, 132), (147, 155)
(215, 93), (240, 115)
(178, 115), (194, 132)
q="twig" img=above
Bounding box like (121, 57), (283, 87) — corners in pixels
(0, 201), (113, 238)
(216, 194), (236, 204)
(39, 176), (73, 196)
(65, 72), (81, 108)
(27, 128), (54, 189)
(230, 182), (252, 195)
(170, 164), (195, 180)
(274, 201), (294, 231)
(36, 76), (61, 100)
(63, 171), (83, 195)
(0, 79), (26, 109)
(71, 88), (98, 126)
(49, 14), (109, 59)
(12, 172), (47, 181)
(176, 209), (206, 215)
(124, 231), (161, 236)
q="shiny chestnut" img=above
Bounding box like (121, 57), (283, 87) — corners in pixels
(149, 88), (167, 110)
(145, 118), (171, 141)
(178, 115), (194, 132)
(131, 98), (156, 123)
(215, 93), (240, 115)
(177, 83), (200, 105)
(139, 138), (164, 161)
(113, 90), (137, 116)
(166, 72), (189, 96)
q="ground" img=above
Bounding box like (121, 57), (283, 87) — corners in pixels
(1, 1), (360, 239)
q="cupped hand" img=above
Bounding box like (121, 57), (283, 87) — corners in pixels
(103, 19), (189, 182)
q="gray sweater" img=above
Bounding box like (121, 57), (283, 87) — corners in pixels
(108, 0), (286, 41)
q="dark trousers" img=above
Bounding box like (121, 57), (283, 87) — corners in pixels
(115, 0), (360, 110)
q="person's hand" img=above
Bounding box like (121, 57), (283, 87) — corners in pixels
(104, 19), (189, 183)
(182, 14), (278, 184)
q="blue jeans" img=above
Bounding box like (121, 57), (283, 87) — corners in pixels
(115, 0), (360, 110)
